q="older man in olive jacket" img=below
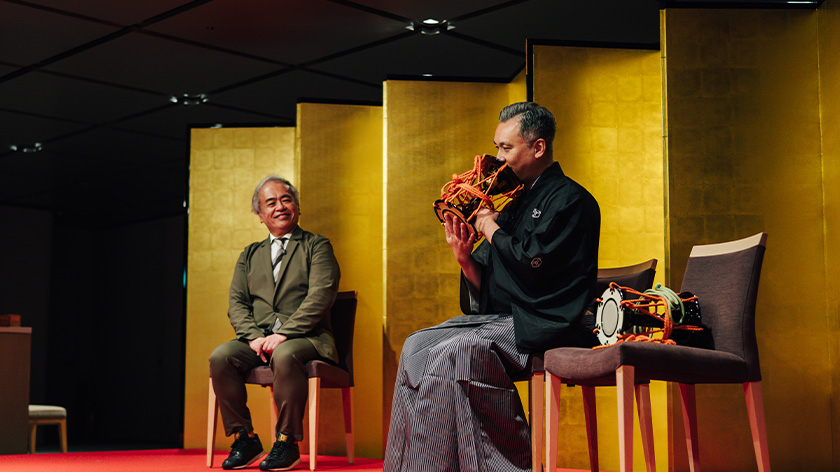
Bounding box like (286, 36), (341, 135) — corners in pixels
(210, 175), (340, 471)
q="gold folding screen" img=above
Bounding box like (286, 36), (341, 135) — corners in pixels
(819, 0), (840, 467)
(296, 102), (384, 457)
(663, 7), (829, 471)
(531, 43), (667, 471)
(184, 127), (297, 448)
(381, 79), (526, 435)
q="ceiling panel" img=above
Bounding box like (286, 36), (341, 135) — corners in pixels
(115, 103), (285, 139)
(311, 33), (524, 83)
(0, 109), (90, 148)
(355, 0), (517, 21)
(44, 127), (185, 169)
(146, 0), (409, 64)
(22, 0), (191, 26)
(458, 0), (661, 48)
(210, 69), (383, 119)
(0, 71), (164, 123)
(0, 2), (120, 66)
(42, 32), (280, 95)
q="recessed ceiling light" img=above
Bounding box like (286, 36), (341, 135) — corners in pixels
(406, 19), (454, 35)
(9, 143), (42, 153)
(169, 93), (209, 106)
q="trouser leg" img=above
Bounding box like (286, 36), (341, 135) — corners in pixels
(384, 326), (460, 472)
(451, 319), (531, 472)
(209, 340), (264, 436)
(384, 316), (530, 472)
(270, 337), (322, 441)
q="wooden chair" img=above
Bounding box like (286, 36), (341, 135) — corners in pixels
(520, 259), (657, 470)
(207, 291), (357, 470)
(28, 404), (67, 453)
(545, 233), (769, 472)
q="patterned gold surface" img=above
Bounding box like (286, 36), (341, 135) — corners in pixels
(383, 80), (520, 353)
(818, 1), (840, 468)
(532, 44), (666, 470)
(664, 8), (829, 471)
(184, 127), (296, 449)
(382, 79), (525, 438)
(297, 102), (384, 458)
(820, 2), (840, 467)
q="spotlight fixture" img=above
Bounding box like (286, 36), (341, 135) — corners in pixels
(169, 93), (209, 106)
(9, 143), (42, 153)
(406, 18), (454, 35)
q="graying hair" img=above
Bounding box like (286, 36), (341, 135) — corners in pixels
(498, 102), (556, 155)
(251, 175), (299, 215)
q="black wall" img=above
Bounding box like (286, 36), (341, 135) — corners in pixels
(1, 205), (186, 450)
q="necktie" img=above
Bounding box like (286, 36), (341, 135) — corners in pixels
(272, 237), (289, 282)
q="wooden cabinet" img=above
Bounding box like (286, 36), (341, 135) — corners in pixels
(0, 327), (31, 454)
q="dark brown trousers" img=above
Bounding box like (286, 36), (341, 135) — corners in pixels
(209, 338), (322, 441)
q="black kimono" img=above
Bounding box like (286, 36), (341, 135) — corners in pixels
(384, 162), (600, 472)
(467, 161), (601, 350)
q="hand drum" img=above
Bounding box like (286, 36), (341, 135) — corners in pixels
(433, 154), (523, 240)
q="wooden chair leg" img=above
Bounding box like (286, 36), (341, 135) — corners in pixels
(29, 423), (37, 454)
(268, 386), (278, 438)
(207, 378), (219, 468)
(545, 373), (562, 472)
(744, 381), (771, 472)
(582, 386), (599, 472)
(635, 383), (655, 472)
(342, 386), (354, 464)
(530, 372), (545, 472)
(617, 365), (635, 472)
(679, 383), (699, 472)
(308, 377), (320, 471)
(59, 419), (68, 453)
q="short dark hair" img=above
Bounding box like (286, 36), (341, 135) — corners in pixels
(252, 175), (299, 215)
(499, 102), (556, 155)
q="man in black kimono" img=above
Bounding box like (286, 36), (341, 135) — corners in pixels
(384, 102), (601, 472)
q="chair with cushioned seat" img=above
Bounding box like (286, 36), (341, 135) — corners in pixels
(207, 291), (357, 471)
(545, 233), (769, 472)
(520, 259), (657, 471)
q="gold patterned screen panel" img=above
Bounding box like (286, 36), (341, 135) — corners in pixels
(297, 102), (384, 458)
(382, 79), (521, 437)
(819, 0), (840, 467)
(531, 43), (666, 471)
(184, 127), (296, 448)
(664, 8), (828, 471)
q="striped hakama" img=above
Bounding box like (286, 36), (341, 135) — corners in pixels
(383, 314), (531, 472)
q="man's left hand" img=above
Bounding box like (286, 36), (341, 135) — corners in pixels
(261, 333), (288, 357)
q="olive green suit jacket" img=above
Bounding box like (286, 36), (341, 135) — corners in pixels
(228, 226), (341, 363)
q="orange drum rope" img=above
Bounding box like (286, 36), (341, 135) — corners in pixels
(439, 154), (523, 223)
(593, 282), (702, 349)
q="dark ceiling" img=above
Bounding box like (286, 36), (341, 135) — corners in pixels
(0, 0), (819, 227)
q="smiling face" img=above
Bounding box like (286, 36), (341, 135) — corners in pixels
(257, 180), (300, 237)
(494, 118), (547, 188)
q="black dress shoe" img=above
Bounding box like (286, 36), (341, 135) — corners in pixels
(222, 430), (264, 470)
(259, 433), (301, 471)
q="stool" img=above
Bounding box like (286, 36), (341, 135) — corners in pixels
(28, 405), (67, 453)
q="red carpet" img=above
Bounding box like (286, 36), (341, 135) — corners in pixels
(0, 449), (591, 471)
(0, 449), (383, 472)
